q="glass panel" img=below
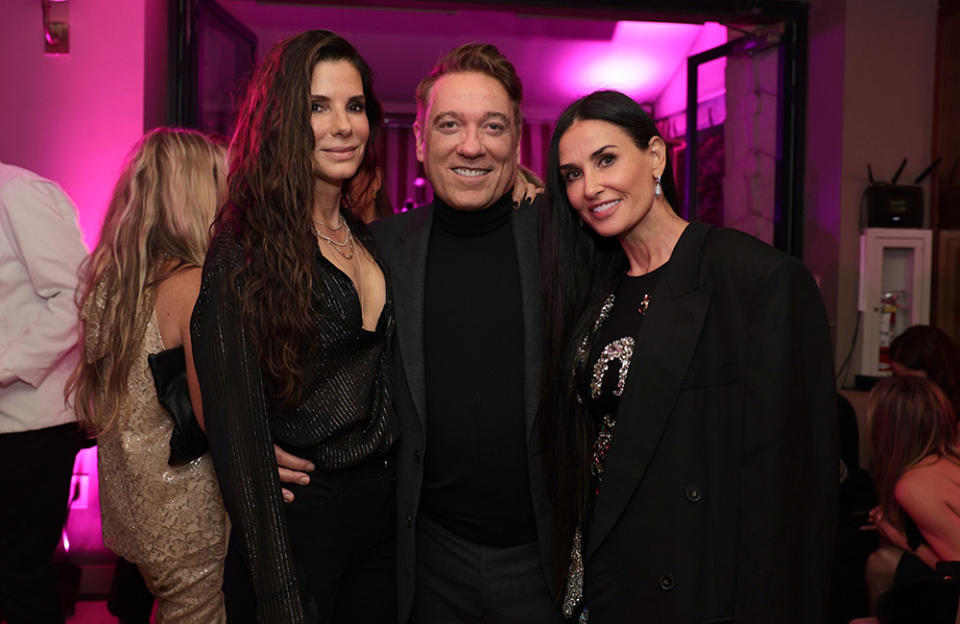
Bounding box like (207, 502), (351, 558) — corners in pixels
(675, 35), (784, 246)
(196, 6), (254, 137)
(662, 56), (726, 226)
(880, 246), (917, 336)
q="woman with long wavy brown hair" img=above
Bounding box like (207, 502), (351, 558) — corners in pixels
(69, 128), (229, 622)
(191, 30), (398, 623)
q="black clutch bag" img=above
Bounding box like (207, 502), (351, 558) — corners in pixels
(147, 346), (209, 466)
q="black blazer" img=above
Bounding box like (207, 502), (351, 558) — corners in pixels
(370, 199), (555, 624)
(580, 222), (839, 623)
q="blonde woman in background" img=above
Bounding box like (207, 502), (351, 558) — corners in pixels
(69, 128), (229, 622)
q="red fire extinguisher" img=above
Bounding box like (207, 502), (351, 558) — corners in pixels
(878, 291), (901, 372)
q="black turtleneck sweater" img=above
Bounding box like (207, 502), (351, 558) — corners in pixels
(421, 191), (537, 547)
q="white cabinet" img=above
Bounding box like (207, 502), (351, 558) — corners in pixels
(857, 228), (933, 376)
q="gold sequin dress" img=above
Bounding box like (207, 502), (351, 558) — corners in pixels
(95, 308), (229, 623)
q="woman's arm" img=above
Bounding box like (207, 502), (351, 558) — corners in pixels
(166, 263), (314, 499)
(191, 246), (304, 623)
(156, 267), (206, 429)
(735, 254), (839, 622)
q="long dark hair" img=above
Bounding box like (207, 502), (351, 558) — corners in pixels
(869, 375), (960, 530)
(890, 325), (960, 418)
(219, 30), (383, 403)
(538, 90), (680, 593)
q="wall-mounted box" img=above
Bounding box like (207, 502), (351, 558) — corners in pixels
(858, 228), (933, 377)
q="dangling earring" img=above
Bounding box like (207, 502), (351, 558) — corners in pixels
(654, 175), (662, 199)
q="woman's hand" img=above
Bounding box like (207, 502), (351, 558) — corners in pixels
(275, 445), (314, 503)
(512, 165), (544, 208)
(868, 505), (910, 551)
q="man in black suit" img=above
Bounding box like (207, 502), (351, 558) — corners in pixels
(279, 43), (557, 624)
(372, 43), (556, 624)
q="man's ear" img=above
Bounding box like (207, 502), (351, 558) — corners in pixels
(414, 120), (425, 164)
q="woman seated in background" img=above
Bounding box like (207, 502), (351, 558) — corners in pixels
(191, 30), (398, 623)
(538, 89), (837, 622)
(866, 375), (960, 619)
(69, 128), (229, 622)
(890, 324), (960, 418)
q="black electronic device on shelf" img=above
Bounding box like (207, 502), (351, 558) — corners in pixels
(861, 157), (940, 229)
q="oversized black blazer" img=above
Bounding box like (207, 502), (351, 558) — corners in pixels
(580, 221), (839, 623)
(370, 198), (555, 624)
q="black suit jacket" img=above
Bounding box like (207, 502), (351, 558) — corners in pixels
(370, 198), (555, 624)
(581, 221), (838, 623)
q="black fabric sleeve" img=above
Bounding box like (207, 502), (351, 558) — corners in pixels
(191, 239), (304, 623)
(734, 256), (839, 623)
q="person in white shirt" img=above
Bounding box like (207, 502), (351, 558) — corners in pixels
(0, 162), (88, 623)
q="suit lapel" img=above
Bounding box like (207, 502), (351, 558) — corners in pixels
(391, 205), (433, 429)
(584, 222), (713, 561)
(511, 200), (544, 443)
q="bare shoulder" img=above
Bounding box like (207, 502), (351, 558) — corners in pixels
(155, 266), (203, 349)
(157, 266), (202, 305)
(896, 457), (960, 508)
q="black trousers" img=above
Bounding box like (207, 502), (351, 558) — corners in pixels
(412, 514), (561, 624)
(0, 423), (83, 624)
(224, 451), (397, 623)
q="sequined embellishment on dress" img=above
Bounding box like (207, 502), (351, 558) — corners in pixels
(562, 527), (584, 620)
(576, 295), (615, 366)
(590, 337), (635, 399)
(574, 294), (616, 405)
(562, 286), (650, 621)
(638, 293), (650, 315)
(591, 414), (616, 494)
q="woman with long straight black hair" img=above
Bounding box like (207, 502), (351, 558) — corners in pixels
(539, 90), (838, 623)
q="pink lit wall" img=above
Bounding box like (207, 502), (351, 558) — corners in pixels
(0, 0), (148, 249)
(804, 0), (938, 381)
(0, 0), (155, 581)
(805, 0), (847, 355)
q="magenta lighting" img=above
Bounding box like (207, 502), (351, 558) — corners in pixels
(553, 21), (727, 115)
(577, 52), (659, 95)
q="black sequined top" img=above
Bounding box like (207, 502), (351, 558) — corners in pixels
(583, 268), (663, 418)
(191, 223), (399, 623)
(577, 267), (663, 498)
